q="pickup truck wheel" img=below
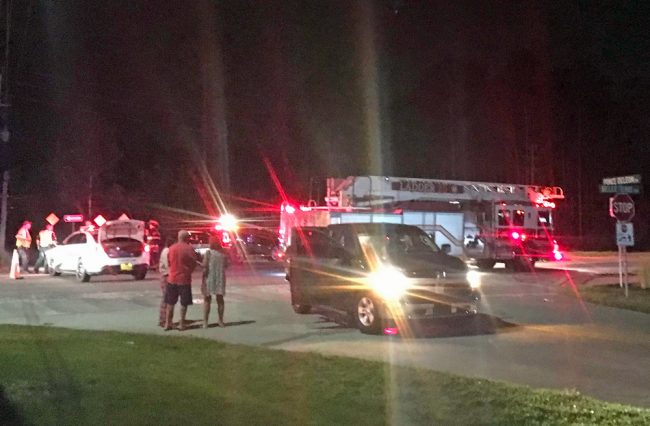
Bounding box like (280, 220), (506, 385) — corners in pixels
(507, 257), (535, 272)
(289, 278), (311, 314)
(76, 260), (91, 282)
(476, 259), (495, 271)
(355, 294), (382, 334)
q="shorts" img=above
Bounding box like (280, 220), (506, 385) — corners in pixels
(165, 283), (193, 307)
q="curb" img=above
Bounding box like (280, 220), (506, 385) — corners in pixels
(581, 273), (641, 287)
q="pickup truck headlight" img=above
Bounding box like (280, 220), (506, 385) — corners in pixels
(466, 270), (482, 289)
(368, 266), (409, 300)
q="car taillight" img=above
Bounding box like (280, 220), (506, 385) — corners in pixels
(511, 231), (520, 240)
(221, 232), (232, 247)
(144, 244), (150, 253)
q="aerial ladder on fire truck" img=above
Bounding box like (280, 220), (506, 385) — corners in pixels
(281, 176), (565, 271)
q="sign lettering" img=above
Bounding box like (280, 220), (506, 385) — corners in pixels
(391, 180), (464, 194)
(602, 174), (641, 185)
(609, 194), (635, 222)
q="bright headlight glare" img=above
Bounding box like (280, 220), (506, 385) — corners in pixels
(368, 267), (409, 300)
(467, 270), (482, 289)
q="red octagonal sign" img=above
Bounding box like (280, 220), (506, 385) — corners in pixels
(610, 194), (635, 222)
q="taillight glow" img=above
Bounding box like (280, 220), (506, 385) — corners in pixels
(511, 231), (520, 240)
(144, 244), (150, 253)
(383, 327), (399, 336)
(285, 205), (296, 214)
(221, 232), (232, 247)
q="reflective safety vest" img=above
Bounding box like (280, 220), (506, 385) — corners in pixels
(38, 229), (56, 247)
(15, 227), (32, 248)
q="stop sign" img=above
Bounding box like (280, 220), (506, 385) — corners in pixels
(610, 194), (635, 221)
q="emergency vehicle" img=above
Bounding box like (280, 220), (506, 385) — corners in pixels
(279, 176), (565, 271)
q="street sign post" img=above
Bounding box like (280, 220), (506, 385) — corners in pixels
(608, 194), (636, 298)
(601, 176), (640, 298)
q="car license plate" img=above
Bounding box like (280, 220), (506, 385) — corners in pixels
(120, 263), (133, 272)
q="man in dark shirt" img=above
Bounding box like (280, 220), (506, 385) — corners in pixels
(164, 230), (199, 330)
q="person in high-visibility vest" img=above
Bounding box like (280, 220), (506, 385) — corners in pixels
(15, 220), (33, 273)
(34, 223), (57, 274)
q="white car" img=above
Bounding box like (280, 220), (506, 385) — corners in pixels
(48, 219), (150, 282)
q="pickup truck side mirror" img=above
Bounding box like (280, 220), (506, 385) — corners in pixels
(441, 244), (451, 254)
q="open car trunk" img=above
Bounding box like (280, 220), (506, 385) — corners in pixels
(99, 220), (146, 243)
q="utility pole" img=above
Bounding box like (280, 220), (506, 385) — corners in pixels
(0, 0), (11, 256)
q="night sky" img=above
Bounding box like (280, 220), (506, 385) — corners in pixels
(3, 0), (650, 247)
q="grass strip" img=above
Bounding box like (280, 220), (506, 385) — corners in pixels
(1, 325), (649, 425)
(579, 285), (650, 314)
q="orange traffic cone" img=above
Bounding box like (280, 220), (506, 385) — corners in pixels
(9, 249), (22, 280)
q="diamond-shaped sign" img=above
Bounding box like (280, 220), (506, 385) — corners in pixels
(93, 214), (107, 227)
(45, 213), (60, 226)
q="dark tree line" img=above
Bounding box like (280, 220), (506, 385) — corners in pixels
(5, 1), (650, 248)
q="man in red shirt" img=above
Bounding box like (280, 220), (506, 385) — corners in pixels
(164, 230), (199, 330)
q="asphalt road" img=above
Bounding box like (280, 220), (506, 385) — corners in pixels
(1, 257), (649, 408)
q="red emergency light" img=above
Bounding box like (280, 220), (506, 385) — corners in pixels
(383, 327), (399, 336)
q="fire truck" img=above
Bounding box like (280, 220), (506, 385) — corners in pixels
(279, 176), (565, 271)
